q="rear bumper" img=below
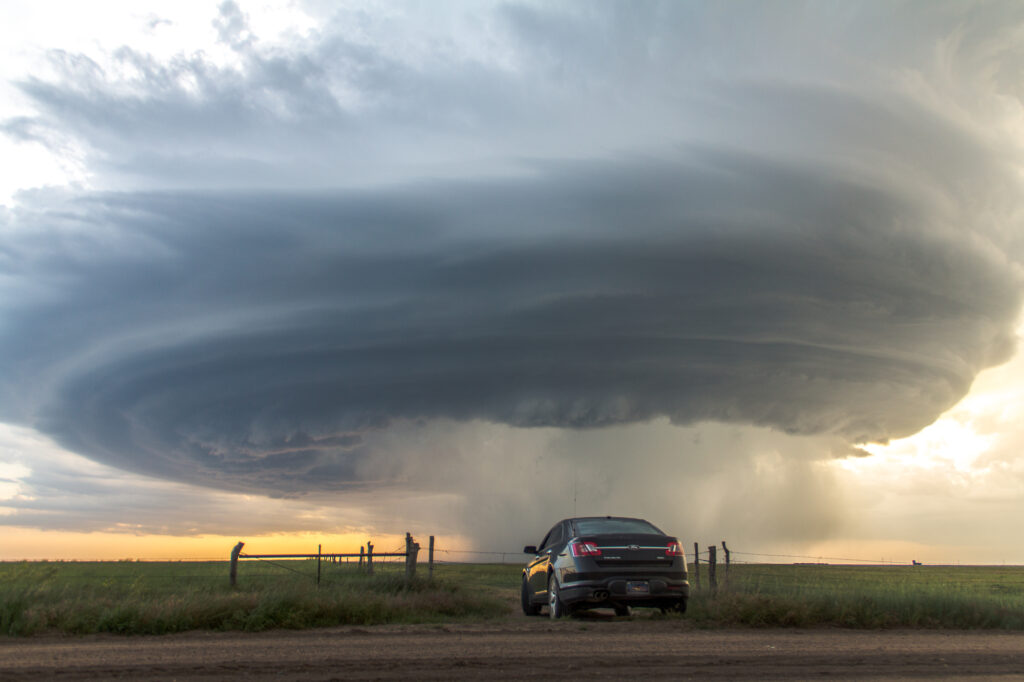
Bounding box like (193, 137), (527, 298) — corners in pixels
(559, 575), (690, 607)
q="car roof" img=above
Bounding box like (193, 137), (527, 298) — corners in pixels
(562, 516), (649, 524)
(560, 516), (666, 535)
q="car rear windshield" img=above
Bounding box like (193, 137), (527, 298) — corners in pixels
(573, 518), (663, 536)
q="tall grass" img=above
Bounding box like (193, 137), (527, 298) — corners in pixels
(6, 561), (1024, 635)
(684, 564), (1024, 629)
(0, 560), (506, 636)
(438, 562), (1024, 629)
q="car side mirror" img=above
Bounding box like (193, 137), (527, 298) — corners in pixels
(523, 545), (537, 555)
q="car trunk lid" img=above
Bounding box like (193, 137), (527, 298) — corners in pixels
(578, 533), (674, 567)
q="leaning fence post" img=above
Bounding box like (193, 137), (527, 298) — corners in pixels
(317, 544), (322, 588)
(230, 541), (244, 587)
(693, 542), (701, 590)
(721, 540), (730, 583)
(428, 535), (435, 579)
(708, 545), (718, 593)
(367, 541), (374, 575)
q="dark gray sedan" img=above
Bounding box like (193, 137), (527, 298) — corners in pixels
(522, 516), (689, 618)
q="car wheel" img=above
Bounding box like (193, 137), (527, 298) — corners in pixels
(521, 576), (542, 616)
(660, 599), (687, 615)
(548, 574), (568, 619)
(613, 604), (632, 617)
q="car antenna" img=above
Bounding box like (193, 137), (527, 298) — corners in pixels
(573, 464), (578, 519)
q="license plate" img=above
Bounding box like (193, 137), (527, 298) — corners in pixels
(626, 581), (649, 594)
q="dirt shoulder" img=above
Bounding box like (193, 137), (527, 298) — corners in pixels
(3, 621), (1024, 680)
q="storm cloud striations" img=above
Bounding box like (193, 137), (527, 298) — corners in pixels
(1, 1), (1022, 497)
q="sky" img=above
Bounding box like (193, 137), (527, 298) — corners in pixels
(1, 0), (1024, 563)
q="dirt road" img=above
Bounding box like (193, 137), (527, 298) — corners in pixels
(2, 621), (1024, 680)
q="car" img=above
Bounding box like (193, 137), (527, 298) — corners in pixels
(521, 516), (689, 618)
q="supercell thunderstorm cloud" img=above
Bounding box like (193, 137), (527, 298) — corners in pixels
(3, 159), (1020, 493)
(1, 1), (1023, 548)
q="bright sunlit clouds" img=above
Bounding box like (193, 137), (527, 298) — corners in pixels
(847, 322), (1024, 479)
(828, 322), (1024, 564)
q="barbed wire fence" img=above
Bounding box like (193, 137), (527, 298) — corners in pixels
(2, 538), (957, 595)
(428, 540), (935, 596)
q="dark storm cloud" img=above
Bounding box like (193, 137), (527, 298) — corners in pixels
(1, 148), (1019, 492)
(1, 1), (1023, 499)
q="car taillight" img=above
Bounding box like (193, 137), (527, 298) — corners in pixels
(570, 540), (602, 557)
(666, 540), (684, 557)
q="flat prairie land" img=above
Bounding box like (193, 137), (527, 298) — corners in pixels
(4, 562), (1024, 680)
(691, 562), (1024, 628)
(447, 561), (1024, 629)
(3, 561), (1024, 636)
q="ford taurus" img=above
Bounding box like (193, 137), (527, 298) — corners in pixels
(521, 516), (689, 618)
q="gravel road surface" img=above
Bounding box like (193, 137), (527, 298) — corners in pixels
(4, 621), (1024, 680)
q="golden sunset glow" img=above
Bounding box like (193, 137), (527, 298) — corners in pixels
(0, 526), (473, 562)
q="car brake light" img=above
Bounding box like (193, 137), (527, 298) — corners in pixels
(570, 540), (602, 557)
(666, 540), (684, 557)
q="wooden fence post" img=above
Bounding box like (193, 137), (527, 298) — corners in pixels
(721, 540), (730, 583)
(359, 546), (365, 570)
(428, 535), (435, 579)
(230, 541), (244, 587)
(693, 542), (700, 590)
(708, 545), (718, 593)
(405, 533), (420, 581)
(317, 544), (322, 588)
(367, 541), (374, 575)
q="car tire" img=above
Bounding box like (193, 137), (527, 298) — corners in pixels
(613, 604), (632, 617)
(521, 576), (542, 616)
(660, 598), (687, 615)
(548, 574), (568, 619)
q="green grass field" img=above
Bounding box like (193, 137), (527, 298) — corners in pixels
(0, 559), (507, 636)
(691, 563), (1024, 628)
(3, 560), (1024, 636)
